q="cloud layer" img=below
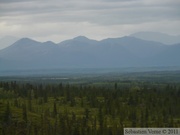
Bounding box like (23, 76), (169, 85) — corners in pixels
(0, 0), (180, 42)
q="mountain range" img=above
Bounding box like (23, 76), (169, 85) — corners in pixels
(0, 34), (180, 70)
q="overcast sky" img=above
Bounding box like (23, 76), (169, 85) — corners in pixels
(0, 0), (180, 42)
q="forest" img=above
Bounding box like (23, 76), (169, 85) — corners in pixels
(0, 71), (180, 135)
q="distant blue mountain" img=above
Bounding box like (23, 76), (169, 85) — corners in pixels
(131, 31), (180, 45)
(0, 36), (180, 70)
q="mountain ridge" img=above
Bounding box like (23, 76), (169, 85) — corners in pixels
(0, 36), (19, 50)
(131, 31), (180, 45)
(0, 35), (180, 70)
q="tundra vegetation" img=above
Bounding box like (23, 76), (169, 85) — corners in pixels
(0, 71), (180, 135)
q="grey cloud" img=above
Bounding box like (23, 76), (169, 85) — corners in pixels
(0, 0), (36, 3)
(0, 0), (180, 41)
(1, 0), (179, 25)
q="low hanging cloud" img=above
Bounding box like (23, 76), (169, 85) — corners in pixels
(0, 0), (180, 42)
